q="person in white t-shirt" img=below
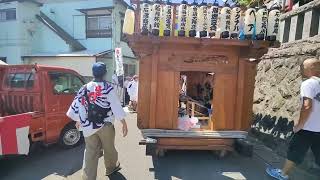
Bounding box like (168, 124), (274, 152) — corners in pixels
(112, 71), (119, 86)
(123, 76), (131, 105)
(67, 62), (128, 180)
(267, 58), (320, 180)
(127, 75), (138, 111)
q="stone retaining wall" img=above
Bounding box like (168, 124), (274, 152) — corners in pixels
(251, 35), (320, 171)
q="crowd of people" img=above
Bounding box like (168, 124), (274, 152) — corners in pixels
(110, 71), (139, 112)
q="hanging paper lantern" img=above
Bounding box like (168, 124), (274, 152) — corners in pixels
(163, 0), (173, 36)
(267, 4), (280, 41)
(174, 7), (179, 36)
(151, 0), (161, 36)
(123, 5), (135, 35)
(178, 0), (188, 37)
(208, 0), (219, 37)
(220, 2), (231, 39)
(188, 0), (198, 37)
(244, 7), (256, 40)
(159, 8), (164, 36)
(230, 3), (241, 39)
(198, 0), (208, 37)
(140, 0), (151, 35)
(256, 5), (268, 40)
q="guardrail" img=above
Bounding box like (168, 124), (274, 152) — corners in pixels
(279, 0), (320, 43)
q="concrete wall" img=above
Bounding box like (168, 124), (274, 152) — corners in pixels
(0, 1), (19, 64)
(17, 2), (41, 56)
(0, 1), (39, 64)
(31, 20), (71, 53)
(24, 56), (96, 77)
(40, 0), (114, 52)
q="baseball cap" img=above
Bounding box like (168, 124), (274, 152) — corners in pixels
(92, 62), (107, 78)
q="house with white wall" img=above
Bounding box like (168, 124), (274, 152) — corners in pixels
(0, 0), (137, 80)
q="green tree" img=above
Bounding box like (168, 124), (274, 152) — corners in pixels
(234, 0), (264, 7)
(237, 0), (252, 6)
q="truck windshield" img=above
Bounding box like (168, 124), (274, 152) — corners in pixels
(5, 73), (34, 88)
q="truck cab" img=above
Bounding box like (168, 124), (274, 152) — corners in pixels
(0, 64), (85, 150)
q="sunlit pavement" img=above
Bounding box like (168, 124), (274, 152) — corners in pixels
(0, 112), (318, 180)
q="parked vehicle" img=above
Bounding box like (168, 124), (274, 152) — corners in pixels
(0, 64), (85, 156)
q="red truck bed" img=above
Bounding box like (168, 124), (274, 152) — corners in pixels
(0, 113), (34, 156)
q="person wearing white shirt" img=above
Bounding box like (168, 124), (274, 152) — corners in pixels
(127, 75), (138, 111)
(112, 71), (119, 85)
(267, 58), (320, 180)
(123, 76), (131, 105)
(67, 62), (128, 180)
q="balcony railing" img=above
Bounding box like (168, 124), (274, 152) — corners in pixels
(86, 29), (112, 38)
(279, 0), (320, 43)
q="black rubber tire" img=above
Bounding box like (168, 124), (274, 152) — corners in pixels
(59, 122), (83, 149)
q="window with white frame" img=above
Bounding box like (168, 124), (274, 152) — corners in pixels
(86, 15), (112, 38)
(0, 8), (16, 21)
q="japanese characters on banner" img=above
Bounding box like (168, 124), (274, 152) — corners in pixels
(133, 0), (282, 42)
(115, 48), (124, 76)
(188, 1), (198, 37)
(244, 7), (256, 39)
(198, 1), (208, 37)
(163, 0), (173, 36)
(208, 1), (219, 37)
(177, 0), (188, 36)
(151, 0), (161, 36)
(220, 4), (231, 38)
(267, 5), (281, 41)
(256, 5), (268, 40)
(140, 0), (150, 35)
(230, 5), (241, 39)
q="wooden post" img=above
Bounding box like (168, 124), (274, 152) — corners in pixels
(235, 59), (257, 130)
(149, 48), (159, 129)
(212, 73), (238, 130)
(191, 102), (195, 117)
(172, 71), (180, 129)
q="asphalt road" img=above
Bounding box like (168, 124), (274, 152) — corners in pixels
(0, 112), (318, 180)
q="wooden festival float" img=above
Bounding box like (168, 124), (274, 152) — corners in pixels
(123, 0), (281, 156)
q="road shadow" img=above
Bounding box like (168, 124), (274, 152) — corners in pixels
(0, 143), (85, 180)
(150, 150), (257, 180)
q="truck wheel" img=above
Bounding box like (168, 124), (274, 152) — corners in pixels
(59, 123), (83, 148)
